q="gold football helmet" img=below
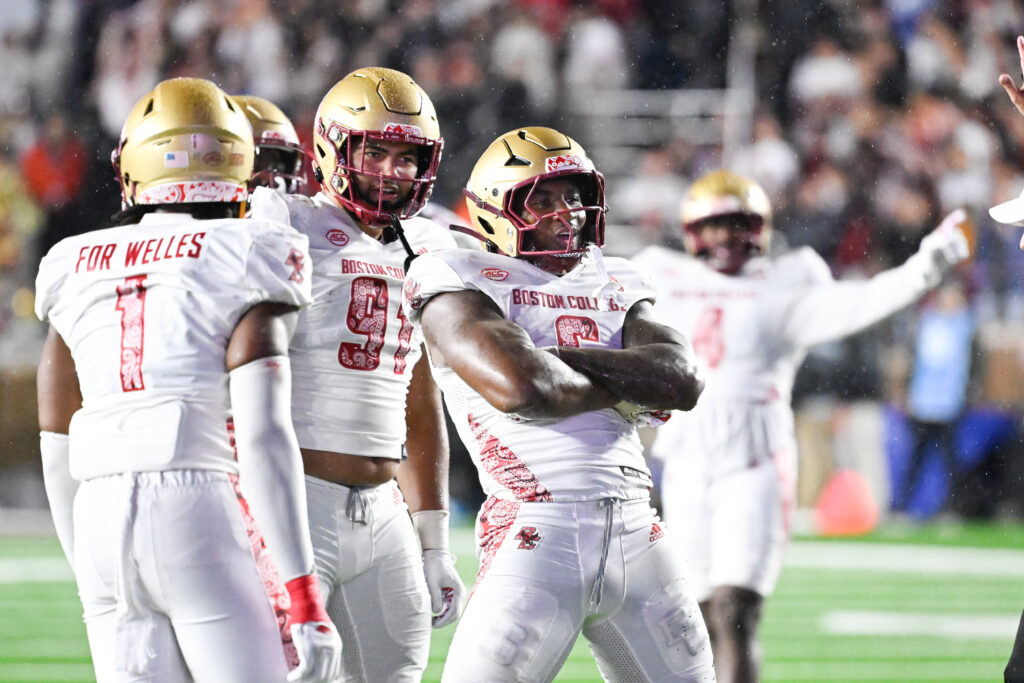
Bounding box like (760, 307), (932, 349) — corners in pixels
(234, 95), (307, 194)
(680, 169), (772, 273)
(463, 127), (606, 257)
(312, 67), (442, 227)
(112, 78), (254, 208)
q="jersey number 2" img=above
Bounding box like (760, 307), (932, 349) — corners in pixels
(555, 315), (599, 347)
(338, 276), (414, 374)
(115, 275), (147, 392)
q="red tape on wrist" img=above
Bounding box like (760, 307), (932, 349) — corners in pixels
(285, 574), (330, 625)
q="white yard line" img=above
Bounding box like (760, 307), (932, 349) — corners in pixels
(822, 610), (1020, 639)
(786, 540), (1024, 577)
(0, 558), (73, 583)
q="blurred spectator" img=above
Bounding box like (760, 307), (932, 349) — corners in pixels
(90, 7), (161, 139)
(893, 279), (976, 512)
(611, 144), (688, 248)
(731, 111), (800, 198)
(489, 4), (557, 117)
(19, 111), (87, 264)
(562, 4), (630, 97)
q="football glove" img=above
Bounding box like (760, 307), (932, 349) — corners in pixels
(285, 575), (342, 683)
(413, 510), (467, 628)
(422, 549), (466, 628)
(613, 400), (672, 428)
(914, 208), (971, 287)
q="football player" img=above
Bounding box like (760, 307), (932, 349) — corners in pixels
(990, 33), (1024, 683)
(402, 126), (716, 682)
(633, 169), (971, 683)
(35, 77), (340, 682)
(234, 94), (309, 195)
(247, 67), (466, 682)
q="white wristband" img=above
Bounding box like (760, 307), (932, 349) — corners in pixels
(412, 509), (450, 551)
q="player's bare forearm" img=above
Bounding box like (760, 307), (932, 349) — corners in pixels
(420, 290), (618, 419)
(37, 326), (82, 433)
(553, 299), (704, 410)
(398, 350), (449, 513)
(555, 342), (703, 410)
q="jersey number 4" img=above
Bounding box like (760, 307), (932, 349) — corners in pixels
(115, 275), (147, 392)
(693, 306), (724, 368)
(338, 276), (414, 374)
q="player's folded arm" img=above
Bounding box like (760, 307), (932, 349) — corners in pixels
(418, 289), (616, 419)
(555, 299), (705, 411)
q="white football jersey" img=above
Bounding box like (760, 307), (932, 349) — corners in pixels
(249, 188), (458, 458)
(35, 212), (312, 481)
(404, 248), (657, 502)
(634, 244), (939, 476)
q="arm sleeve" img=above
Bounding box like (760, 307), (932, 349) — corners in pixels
(771, 251), (935, 350)
(40, 431), (76, 565)
(229, 355), (314, 583)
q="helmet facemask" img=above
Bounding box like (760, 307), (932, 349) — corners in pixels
(251, 140), (307, 194)
(317, 119), (442, 228)
(468, 170), (606, 258)
(684, 212), (765, 274)
(511, 172), (606, 257)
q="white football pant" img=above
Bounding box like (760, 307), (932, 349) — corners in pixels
(662, 456), (790, 601)
(305, 476), (431, 682)
(443, 496), (715, 682)
(74, 470), (290, 682)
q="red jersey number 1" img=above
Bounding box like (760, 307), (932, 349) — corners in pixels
(115, 275), (147, 392)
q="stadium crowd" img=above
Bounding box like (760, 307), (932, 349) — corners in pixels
(2, 0), (1024, 518)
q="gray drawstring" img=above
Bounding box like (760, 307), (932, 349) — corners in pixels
(588, 498), (617, 612)
(345, 487), (370, 525)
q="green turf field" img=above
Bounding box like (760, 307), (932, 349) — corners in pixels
(2, 521), (1021, 682)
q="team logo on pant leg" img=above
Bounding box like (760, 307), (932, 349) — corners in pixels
(514, 526), (541, 550)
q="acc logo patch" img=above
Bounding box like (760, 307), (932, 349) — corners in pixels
(481, 268), (509, 281)
(544, 154), (584, 173)
(326, 229), (349, 246)
(203, 151), (225, 166)
(514, 526), (541, 550)
(384, 122), (422, 137)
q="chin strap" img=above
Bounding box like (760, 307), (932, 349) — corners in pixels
(587, 245), (625, 311)
(388, 214), (419, 272)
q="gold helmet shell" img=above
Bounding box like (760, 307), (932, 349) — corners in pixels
(113, 78), (253, 208)
(680, 169), (772, 273)
(463, 127), (606, 257)
(234, 94), (307, 194)
(312, 67), (442, 226)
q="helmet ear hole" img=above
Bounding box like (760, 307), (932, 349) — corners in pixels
(477, 217), (495, 236)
